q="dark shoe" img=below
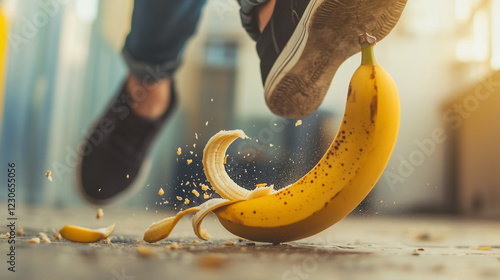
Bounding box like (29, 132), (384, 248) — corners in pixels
(258, 0), (407, 118)
(76, 79), (176, 204)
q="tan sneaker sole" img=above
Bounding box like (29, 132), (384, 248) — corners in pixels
(264, 0), (407, 119)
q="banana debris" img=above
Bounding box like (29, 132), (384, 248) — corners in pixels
(59, 224), (116, 243)
(96, 208), (104, 220)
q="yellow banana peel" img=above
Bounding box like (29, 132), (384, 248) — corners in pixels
(59, 224), (116, 243)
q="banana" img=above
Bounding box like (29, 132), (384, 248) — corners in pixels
(143, 33), (400, 243)
(59, 224), (116, 243)
(143, 207), (199, 243)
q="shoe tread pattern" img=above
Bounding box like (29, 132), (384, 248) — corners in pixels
(267, 0), (407, 118)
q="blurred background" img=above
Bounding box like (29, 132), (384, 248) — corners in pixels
(0, 0), (499, 218)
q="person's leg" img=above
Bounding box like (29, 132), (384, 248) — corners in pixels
(237, 0), (275, 41)
(255, 0), (276, 33)
(77, 0), (207, 204)
(123, 0), (207, 84)
(122, 0), (207, 119)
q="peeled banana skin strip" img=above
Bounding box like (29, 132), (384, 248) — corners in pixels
(202, 129), (250, 201)
(143, 130), (274, 243)
(143, 207), (199, 243)
(192, 198), (241, 240)
(59, 224), (116, 243)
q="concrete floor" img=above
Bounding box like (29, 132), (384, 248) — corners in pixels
(1, 207), (500, 280)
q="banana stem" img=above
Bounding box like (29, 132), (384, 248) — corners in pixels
(360, 33), (377, 66)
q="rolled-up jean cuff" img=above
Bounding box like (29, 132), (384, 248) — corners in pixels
(122, 48), (181, 83)
(238, 0), (270, 41)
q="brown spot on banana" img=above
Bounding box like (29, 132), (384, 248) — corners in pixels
(370, 94), (378, 123)
(347, 84), (356, 102)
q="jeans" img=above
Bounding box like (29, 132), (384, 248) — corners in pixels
(123, 0), (268, 82)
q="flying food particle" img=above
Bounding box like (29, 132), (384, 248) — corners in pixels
(192, 190), (200, 197)
(158, 188), (165, 196)
(187, 159), (193, 165)
(45, 170), (52, 182)
(96, 208), (104, 220)
(295, 120), (302, 127)
(177, 147), (182, 155)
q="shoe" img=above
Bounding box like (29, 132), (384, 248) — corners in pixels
(76, 79), (176, 204)
(258, 0), (407, 118)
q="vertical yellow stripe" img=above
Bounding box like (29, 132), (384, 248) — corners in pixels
(0, 7), (7, 127)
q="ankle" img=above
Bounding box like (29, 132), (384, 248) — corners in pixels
(256, 0), (276, 33)
(127, 75), (172, 119)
